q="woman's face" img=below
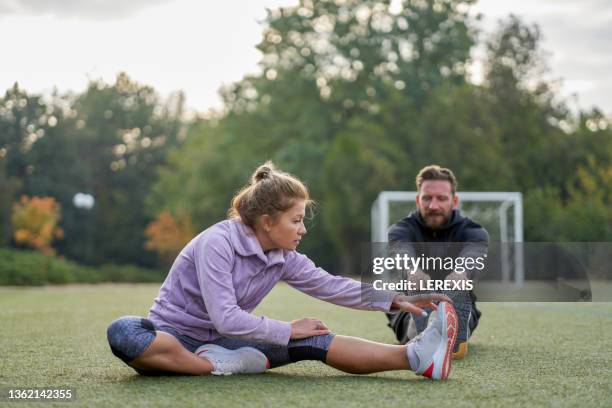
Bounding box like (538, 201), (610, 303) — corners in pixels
(260, 200), (307, 251)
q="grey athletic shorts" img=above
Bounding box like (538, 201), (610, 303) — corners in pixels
(107, 316), (335, 375)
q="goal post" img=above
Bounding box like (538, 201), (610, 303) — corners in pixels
(371, 191), (524, 286)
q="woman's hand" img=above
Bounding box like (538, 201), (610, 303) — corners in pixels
(290, 317), (331, 339)
(391, 293), (453, 317)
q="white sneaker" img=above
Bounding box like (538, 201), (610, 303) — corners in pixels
(406, 301), (458, 380)
(195, 344), (269, 375)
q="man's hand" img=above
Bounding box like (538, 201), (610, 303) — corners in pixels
(391, 293), (453, 317)
(290, 317), (331, 339)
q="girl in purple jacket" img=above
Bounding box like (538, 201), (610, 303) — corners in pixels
(107, 162), (457, 380)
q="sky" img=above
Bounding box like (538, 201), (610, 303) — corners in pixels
(1, 0), (611, 115)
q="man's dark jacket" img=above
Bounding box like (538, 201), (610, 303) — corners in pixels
(388, 209), (489, 281)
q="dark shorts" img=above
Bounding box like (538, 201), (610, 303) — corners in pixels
(107, 316), (335, 375)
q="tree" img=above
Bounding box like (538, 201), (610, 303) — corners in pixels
(1, 74), (187, 266)
(149, 0), (479, 272)
(12, 196), (63, 255)
(53, 73), (186, 265)
(524, 158), (612, 242)
(0, 84), (53, 246)
(145, 211), (195, 267)
(483, 15), (574, 192)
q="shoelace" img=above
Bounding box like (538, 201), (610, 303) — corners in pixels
(410, 318), (441, 354)
(411, 329), (427, 344)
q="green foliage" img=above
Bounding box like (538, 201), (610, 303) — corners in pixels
(524, 158), (612, 242)
(0, 248), (165, 286)
(150, 1), (612, 273)
(149, 0), (485, 271)
(1, 2), (611, 276)
(0, 73), (186, 267)
(0, 84), (49, 246)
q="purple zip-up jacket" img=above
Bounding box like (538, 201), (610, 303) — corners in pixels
(148, 219), (398, 346)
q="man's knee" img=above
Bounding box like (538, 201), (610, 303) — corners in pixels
(107, 316), (157, 363)
(387, 311), (414, 344)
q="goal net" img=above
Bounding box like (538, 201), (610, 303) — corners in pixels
(371, 191), (524, 286)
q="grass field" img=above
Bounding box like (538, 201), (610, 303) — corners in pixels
(1, 283), (611, 407)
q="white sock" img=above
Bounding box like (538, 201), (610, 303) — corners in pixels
(406, 342), (420, 371)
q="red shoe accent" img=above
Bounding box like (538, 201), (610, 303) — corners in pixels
(422, 362), (434, 378)
(441, 303), (458, 379)
(265, 359), (270, 369)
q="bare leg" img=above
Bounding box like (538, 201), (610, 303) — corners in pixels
(129, 331), (214, 375)
(325, 335), (410, 374)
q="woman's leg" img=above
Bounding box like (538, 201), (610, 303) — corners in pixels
(129, 331), (214, 375)
(212, 334), (335, 369)
(107, 316), (213, 375)
(327, 301), (457, 379)
(325, 335), (409, 374)
(213, 334), (409, 374)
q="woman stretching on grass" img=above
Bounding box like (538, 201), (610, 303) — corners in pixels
(107, 162), (458, 380)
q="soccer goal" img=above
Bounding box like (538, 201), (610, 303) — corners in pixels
(371, 191), (524, 286)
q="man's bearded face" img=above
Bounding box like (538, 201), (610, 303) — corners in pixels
(416, 180), (456, 229)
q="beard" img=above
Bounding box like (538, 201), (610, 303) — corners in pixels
(420, 208), (452, 229)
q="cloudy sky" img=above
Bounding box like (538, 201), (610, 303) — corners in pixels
(1, 0), (611, 115)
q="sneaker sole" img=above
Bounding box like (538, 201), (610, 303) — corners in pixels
(424, 301), (458, 380)
(452, 341), (468, 360)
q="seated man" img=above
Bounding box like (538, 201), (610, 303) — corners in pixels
(386, 165), (488, 359)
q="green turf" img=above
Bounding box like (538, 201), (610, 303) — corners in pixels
(1, 283), (611, 407)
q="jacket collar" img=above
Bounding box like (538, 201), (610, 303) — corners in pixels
(229, 219), (286, 267)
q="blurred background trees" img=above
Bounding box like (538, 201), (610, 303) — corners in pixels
(11, 196), (63, 255)
(1, 0), (611, 277)
(144, 211), (195, 267)
(1, 73), (186, 268)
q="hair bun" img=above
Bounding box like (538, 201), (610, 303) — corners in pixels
(253, 161), (276, 183)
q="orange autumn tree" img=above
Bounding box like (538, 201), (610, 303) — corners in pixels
(145, 211), (195, 266)
(12, 196), (64, 256)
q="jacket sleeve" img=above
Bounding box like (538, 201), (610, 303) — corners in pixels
(457, 227), (489, 279)
(387, 222), (419, 284)
(193, 229), (291, 345)
(388, 222), (420, 257)
(281, 252), (398, 312)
